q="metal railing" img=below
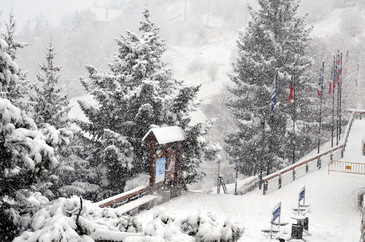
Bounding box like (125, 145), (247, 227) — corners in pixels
(262, 111), (355, 195)
(329, 160), (365, 175)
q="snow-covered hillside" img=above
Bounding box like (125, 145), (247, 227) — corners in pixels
(133, 119), (365, 241)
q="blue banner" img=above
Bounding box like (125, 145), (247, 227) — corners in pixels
(272, 203), (281, 223)
(299, 187), (305, 202)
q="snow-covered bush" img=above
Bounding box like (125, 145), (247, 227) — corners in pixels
(14, 196), (143, 241)
(0, 98), (72, 240)
(144, 210), (244, 241)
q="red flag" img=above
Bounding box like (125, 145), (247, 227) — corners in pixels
(289, 79), (294, 103)
(328, 82), (332, 94)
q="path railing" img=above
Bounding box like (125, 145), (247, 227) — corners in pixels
(262, 111), (355, 195)
(328, 160), (365, 175)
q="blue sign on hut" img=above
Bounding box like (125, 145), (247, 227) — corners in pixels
(142, 126), (185, 188)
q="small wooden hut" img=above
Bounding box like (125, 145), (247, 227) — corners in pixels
(142, 126), (185, 188)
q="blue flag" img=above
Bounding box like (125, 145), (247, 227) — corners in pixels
(271, 78), (276, 117)
(272, 202), (281, 223)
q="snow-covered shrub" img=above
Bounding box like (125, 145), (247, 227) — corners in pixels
(0, 191), (49, 241)
(144, 210), (244, 241)
(0, 98), (72, 240)
(14, 196), (143, 241)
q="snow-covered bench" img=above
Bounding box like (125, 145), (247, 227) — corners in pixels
(115, 194), (157, 215)
(95, 186), (148, 208)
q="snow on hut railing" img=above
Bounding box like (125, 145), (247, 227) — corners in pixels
(262, 111), (355, 195)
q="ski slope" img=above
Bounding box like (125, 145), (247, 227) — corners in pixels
(136, 120), (365, 241)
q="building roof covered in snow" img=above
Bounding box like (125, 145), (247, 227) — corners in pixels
(142, 126), (185, 145)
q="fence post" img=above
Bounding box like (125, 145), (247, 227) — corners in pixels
(330, 152), (333, 161)
(263, 181), (267, 195)
(306, 162), (309, 173)
(278, 175), (282, 189)
(292, 169), (296, 181)
(317, 158), (321, 169)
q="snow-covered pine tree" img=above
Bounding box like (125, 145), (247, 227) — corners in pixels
(78, 9), (209, 195)
(2, 10), (30, 111)
(0, 98), (72, 241)
(31, 40), (71, 129)
(225, 0), (317, 176)
(3, 11), (28, 61)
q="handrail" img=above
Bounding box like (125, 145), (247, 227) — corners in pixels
(262, 110), (355, 194)
(262, 144), (343, 183)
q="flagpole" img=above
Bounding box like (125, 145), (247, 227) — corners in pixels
(318, 62), (324, 154)
(292, 64), (296, 164)
(331, 56), (335, 148)
(339, 52), (343, 140)
(268, 71), (277, 175)
(336, 51), (340, 146)
(259, 114), (265, 190)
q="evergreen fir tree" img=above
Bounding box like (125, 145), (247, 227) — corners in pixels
(78, 9), (210, 195)
(3, 10), (28, 61)
(225, 0), (317, 176)
(31, 40), (71, 129)
(0, 98), (72, 241)
(0, 38), (19, 101)
(2, 10), (30, 111)
(52, 131), (100, 201)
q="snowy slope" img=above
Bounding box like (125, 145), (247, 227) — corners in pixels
(137, 167), (365, 241)
(135, 120), (365, 241)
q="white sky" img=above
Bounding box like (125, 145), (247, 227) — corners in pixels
(0, 0), (94, 29)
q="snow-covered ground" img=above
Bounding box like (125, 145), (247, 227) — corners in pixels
(342, 119), (365, 163)
(134, 119), (365, 241)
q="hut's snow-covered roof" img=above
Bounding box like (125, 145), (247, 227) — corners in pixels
(142, 126), (185, 145)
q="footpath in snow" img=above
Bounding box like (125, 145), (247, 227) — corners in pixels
(341, 119), (365, 163)
(136, 119), (365, 241)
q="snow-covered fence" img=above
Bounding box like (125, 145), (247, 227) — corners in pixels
(262, 111), (355, 195)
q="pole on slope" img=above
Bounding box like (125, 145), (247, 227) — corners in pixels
(318, 62), (324, 154)
(336, 50), (340, 146)
(259, 114), (265, 190)
(331, 56), (335, 148)
(339, 52), (343, 140)
(217, 158), (221, 194)
(292, 64), (296, 164)
(235, 161), (238, 195)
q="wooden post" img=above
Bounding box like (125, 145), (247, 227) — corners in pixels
(149, 143), (156, 187)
